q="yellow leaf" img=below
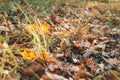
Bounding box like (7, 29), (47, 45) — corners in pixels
(64, 19), (70, 23)
(20, 48), (37, 60)
(78, 13), (84, 17)
(28, 23), (39, 32)
(27, 23), (50, 34)
(41, 25), (49, 34)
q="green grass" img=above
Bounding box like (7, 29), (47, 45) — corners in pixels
(0, 2), (12, 12)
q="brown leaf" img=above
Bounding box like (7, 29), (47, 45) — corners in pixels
(104, 70), (119, 80)
(74, 64), (93, 80)
(51, 13), (62, 24)
(83, 57), (99, 75)
(45, 72), (68, 80)
(40, 50), (57, 65)
(108, 58), (120, 66)
(41, 74), (52, 80)
(56, 39), (67, 53)
(10, 43), (20, 49)
(65, 48), (71, 58)
(84, 57), (96, 68)
(53, 31), (72, 38)
(0, 26), (10, 31)
(0, 42), (4, 49)
(73, 41), (84, 51)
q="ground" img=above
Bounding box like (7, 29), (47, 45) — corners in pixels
(0, 0), (120, 80)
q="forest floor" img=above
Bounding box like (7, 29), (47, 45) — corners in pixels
(0, 1), (120, 80)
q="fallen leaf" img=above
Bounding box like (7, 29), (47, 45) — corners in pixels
(104, 70), (119, 80)
(40, 50), (56, 65)
(56, 39), (67, 53)
(108, 58), (119, 66)
(41, 25), (50, 34)
(74, 64), (93, 80)
(65, 48), (71, 58)
(26, 23), (50, 35)
(27, 23), (39, 32)
(78, 12), (84, 17)
(86, 2), (100, 8)
(77, 25), (91, 39)
(73, 41), (84, 51)
(51, 13), (62, 24)
(0, 26), (10, 31)
(20, 48), (37, 60)
(53, 31), (72, 38)
(64, 19), (70, 23)
(0, 42), (4, 49)
(40, 50), (51, 61)
(84, 57), (96, 68)
(45, 72), (68, 80)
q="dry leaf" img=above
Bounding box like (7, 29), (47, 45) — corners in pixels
(72, 19), (79, 22)
(0, 42), (4, 49)
(77, 25), (91, 39)
(0, 26), (10, 31)
(10, 43), (20, 49)
(41, 25), (50, 34)
(41, 74), (52, 80)
(84, 41), (108, 57)
(84, 57), (96, 68)
(90, 41), (95, 47)
(53, 31), (72, 38)
(78, 12), (84, 17)
(86, 2), (100, 8)
(73, 41), (84, 51)
(40, 50), (56, 65)
(20, 48), (37, 60)
(27, 23), (39, 32)
(45, 72), (68, 80)
(51, 13), (62, 24)
(65, 48), (71, 58)
(74, 64), (93, 80)
(108, 58), (119, 65)
(104, 70), (119, 80)
(64, 19), (70, 23)
(40, 50), (51, 61)
(26, 23), (50, 35)
(57, 39), (67, 53)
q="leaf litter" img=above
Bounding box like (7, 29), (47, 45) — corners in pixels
(0, 1), (120, 80)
